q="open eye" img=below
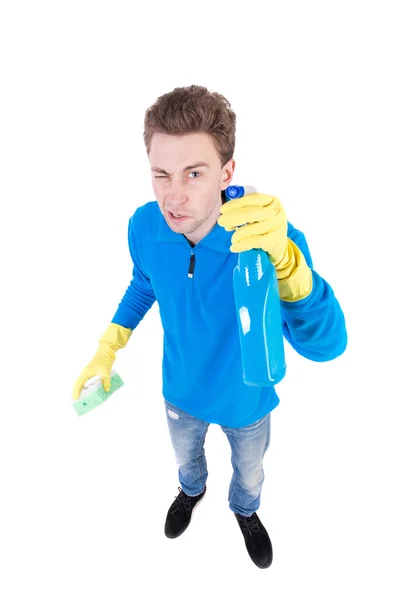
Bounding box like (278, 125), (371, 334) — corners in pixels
(189, 171), (201, 178)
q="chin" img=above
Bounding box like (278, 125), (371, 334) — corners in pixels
(173, 222), (195, 233)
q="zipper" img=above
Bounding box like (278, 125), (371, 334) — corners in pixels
(188, 249), (196, 296)
(183, 235), (197, 297)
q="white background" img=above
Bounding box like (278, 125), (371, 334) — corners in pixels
(1, 1), (399, 598)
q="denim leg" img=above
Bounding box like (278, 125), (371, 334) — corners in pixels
(221, 412), (271, 516)
(164, 400), (210, 497)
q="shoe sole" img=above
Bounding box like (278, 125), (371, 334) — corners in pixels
(249, 552), (273, 569)
(165, 489), (206, 539)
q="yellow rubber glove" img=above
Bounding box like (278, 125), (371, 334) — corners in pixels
(218, 192), (313, 302)
(72, 323), (132, 401)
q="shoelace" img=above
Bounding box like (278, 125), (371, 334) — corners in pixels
(170, 486), (193, 514)
(237, 513), (260, 536)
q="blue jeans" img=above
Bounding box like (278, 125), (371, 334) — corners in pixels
(164, 399), (271, 517)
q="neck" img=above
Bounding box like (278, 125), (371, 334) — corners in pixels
(185, 190), (225, 246)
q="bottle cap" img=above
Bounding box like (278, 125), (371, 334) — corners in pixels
(226, 185), (257, 199)
(226, 185), (244, 199)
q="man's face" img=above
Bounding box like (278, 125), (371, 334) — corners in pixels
(149, 132), (235, 244)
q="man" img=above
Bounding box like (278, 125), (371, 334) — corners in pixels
(72, 84), (347, 569)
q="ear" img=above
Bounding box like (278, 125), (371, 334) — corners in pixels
(221, 158), (235, 190)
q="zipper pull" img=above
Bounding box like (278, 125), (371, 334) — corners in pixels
(188, 250), (196, 278)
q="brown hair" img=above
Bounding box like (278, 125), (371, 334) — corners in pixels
(143, 85), (236, 168)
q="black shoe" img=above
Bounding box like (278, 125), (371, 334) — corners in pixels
(235, 512), (273, 568)
(164, 486), (206, 539)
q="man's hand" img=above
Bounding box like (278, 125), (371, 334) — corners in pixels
(218, 192), (313, 302)
(217, 192), (288, 265)
(72, 323), (132, 401)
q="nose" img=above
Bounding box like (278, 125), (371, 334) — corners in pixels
(167, 180), (188, 209)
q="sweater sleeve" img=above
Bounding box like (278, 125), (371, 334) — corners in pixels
(111, 214), (156, 330)
(280, 223), (347, 362)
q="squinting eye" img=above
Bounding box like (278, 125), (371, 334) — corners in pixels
(154, 172), (201, 179)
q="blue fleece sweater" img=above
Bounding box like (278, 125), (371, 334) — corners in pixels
(112, 201), (347, 427)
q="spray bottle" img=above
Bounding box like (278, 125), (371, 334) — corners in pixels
(225, 185), (286, 387)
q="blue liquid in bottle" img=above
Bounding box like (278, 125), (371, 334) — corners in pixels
(226, 185), (286, 387)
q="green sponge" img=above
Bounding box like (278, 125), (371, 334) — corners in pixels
(71, 371), (124, 416)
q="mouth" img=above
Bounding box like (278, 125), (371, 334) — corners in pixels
(167, 211), (190, 222)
